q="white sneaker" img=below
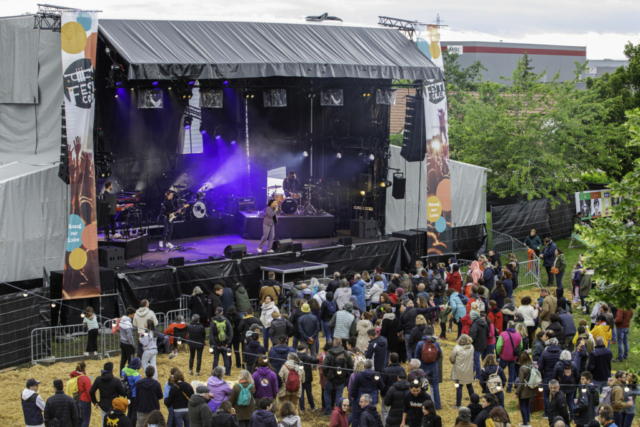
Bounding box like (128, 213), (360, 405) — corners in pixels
(84, 352), (89, 356)
(268, 249), (274, 253)
(257, 248), (262, 253)
(93, 351), (98, 356)
(167, 242), (175, 249)
(113, 233), (122, 239)
(159, 241), (164, 249)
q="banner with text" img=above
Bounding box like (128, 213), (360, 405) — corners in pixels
(61, 11), (100, 299)
(575, 190), (617, 220)
(417, 25), (452, 255)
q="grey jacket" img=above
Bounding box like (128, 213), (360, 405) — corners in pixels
(119, 316), (135, 346)
(330, 310), (356, 340)
(263, 206), (277, 226)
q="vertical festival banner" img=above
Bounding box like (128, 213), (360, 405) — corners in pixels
(61, 11), (101, 299)
(416, 25), (452, 255)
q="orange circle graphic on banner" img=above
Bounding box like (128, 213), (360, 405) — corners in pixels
(427, 196), (442, 222)
(69, 248), (88, 270)
(61, 21), (87, 54)
(84, 32), (98, 68)
(81, 223), (98, 250)
(436, 179), (451, 211)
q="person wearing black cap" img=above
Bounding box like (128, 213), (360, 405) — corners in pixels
(44, 379), (78, 427)
(22, 379), (45, 427)
(89, 362), (126, 422)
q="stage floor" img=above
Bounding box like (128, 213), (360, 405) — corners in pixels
(99, 230), (386, 269)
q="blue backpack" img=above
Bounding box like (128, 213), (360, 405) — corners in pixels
(326, 300), (337, 316)
(237, 383), (252, 406)
(458, 294), (469, 305)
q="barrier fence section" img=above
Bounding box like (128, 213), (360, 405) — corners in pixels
(485, 229), (541, 288)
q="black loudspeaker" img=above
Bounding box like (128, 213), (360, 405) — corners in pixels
(272, 239), (292, 252)
(98, 246), (125, 269)
(350, 220), (378, 238)
(291, 242), (303, 252)
(229, 250), (243, 259)
(400, 90), (426, 162)
(224, 244), (246, 259)
(168, 257), (185, 267)
(338, 237), (353, 245)
(392, 174), (406, 199)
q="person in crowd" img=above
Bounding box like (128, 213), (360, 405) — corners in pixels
(501, 270), (514, 300)
(297, 344), (320, 413)
(621, 372), (640, 427)
(210, 306), (234, 376)
(380, 304), (400, 357)
(250, 398), (278, 427)
(538, 334), (562, 418)
(211, 400), (239, 427)
(614, 307), (633, 362)
(553, 249), (566, 290)
(189, 385), (213, 427)
(268, 311), (292, 346)
(356, 311), (372, 352)
(121, 357), (142, 423)
(268, 336), (296, 374)
(252, 356), (279, 400)
(356, 394), (382, 427)
(598, 411), (616, 427)
(227, 306), (244, 368)
(189, 286), (209, 325)
(136, 366), (163, 427)
(90, 362), (126, 422)
(532, 330), (547, 362)
(548, 380), (570, 426)
(587, 336), (613, 392)
(515, 353), (537, 427)
(104, 397), (132, 427)
(478, 354), (507, 408)
(229, 370), (256, 427)
(220, 283), (236, 314)
(119, 307), (137, 371)
(540, 238), (557, 287)
(454, 407), (476, 427)
(208, 284), (224, 320)
(414, 325), (443, 409)
(556, 288), (572, 314)
(164, 370), (194, 427)
(486, 407), (509, 427)
(239, 307), (263, 344)
(469, 308), (488, 379)
(141, 410), (166, 427)
(481, 262), (496, 293)
(82, 306), (99, 357)
(502, 298), (516, 331)
(277, 401), (301, 427)
(515, 323), (529, 352)
(278, 353), (305, 410)
(383, 369), (409, 426)
(348, 360), (365, 408)
(259, 272), (282, 304)
(163, 367), (179, 427)
(321, 292), (337, 344)
(334, 280), (352, 311)
(488, 301), (504, 335)
(474, 394), (503, 427)
(467, 394), (483, 423)
(553, 350), (580, 422)
(496, 321), (523, 393)
(298, 303), (320, 355)
(186, 313), (206, 376)
(539, 288), (557, 331)
(422, 400), (442, 427)
(557, 307), (576, 350)
(244, 332), (265, 374)
(133, 300), (159, 358)
(380, 352), (407, 421)
(330, 397), (349, 427)
(591, 315), (613, 349)
(609, 371), (632, 427)
(524, 229), (542, 256)
(365, 328), (389, 373)
(546, 314), (566, 349)
(259, 295), (279, 351)
(234, 283), (251, 319)
(517, 296), (538, 350)
(574, 371), (600, 427)
(208, 366), (232, 412)
(43, 379), (78, 427)
(448, 288), (468, 339)
(351, 274), (367, 313)
(327, 272), (342, 294)
(447, 264), (462, 294)
(368, 275), (385, 308)
(139, 319), (159, 380)
(163, 314), (187, 359)
(578, 268), (593, 314)
(322, 338), (354, 416)
(350, 359), (385, 427)
(69, 361), (92, 427)
(408, 314), (429, 357)
(330, 301), (357, 341)
(489, 283), (506, 311)
(450, 334), (475, 408)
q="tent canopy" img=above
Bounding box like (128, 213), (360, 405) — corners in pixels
(99, 19), (444, 81)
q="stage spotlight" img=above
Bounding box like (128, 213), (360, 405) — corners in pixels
(114, 94), (118, 98)
(199, 123), (206, 135)
(215, 135), (222, 141)
(336, 152), (342, 159)
(231, 140), (237, 145)
(368, 153), (375, 161)
(223, 80), (229, 85)
(360, 190), (365, 196)
(105, 47), (111, 54)
(303, 151), (309, 157)
(152, 81), (159, 86)
(188, 81), (195, 85)
(168, 87), (172, 90)
(380, 179), (392, 188)
(184, 116), (193, 130)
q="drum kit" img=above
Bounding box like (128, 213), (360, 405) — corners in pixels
(264, 183), (325, 216)
(171, 182), (214, 221)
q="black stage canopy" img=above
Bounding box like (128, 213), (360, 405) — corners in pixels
(99, 19), (444, 81)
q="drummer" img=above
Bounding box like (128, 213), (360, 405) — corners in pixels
(283, 170), (300, 196)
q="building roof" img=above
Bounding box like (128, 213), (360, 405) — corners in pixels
(99, 19), (444, 81)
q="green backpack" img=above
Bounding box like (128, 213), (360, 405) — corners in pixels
(237, 383), (252, 406)
(214, 320), (227, 342)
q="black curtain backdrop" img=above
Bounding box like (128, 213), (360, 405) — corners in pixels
(452, 224), (487, 260)
(116, 239), (409, 313)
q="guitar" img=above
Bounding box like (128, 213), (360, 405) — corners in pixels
(168, 204), (190, 223)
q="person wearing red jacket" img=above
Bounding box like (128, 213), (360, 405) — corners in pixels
(614, 307), (633, 362)
(69, 361), (92, 427)
(446, 265), (462, 294)
(461, 313), (473, 336)
(330, 397), (349, 427)
(488, 301), (504, 336)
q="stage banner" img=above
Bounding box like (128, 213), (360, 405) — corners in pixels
(416, 25), (452, 255)
(575, 189), (616, 219)
(61, 11), (100, 299)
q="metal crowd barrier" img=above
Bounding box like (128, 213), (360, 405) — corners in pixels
(178, 294), (191, 311)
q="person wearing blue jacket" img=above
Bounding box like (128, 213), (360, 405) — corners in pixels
(267, 337), (295, 375)
(447, 289), (467, 339)
(482, 263), (495, 292)
(298, 303), (320, 353)
(538, 336), (562, 418)
(540, 237), (557, 287)
(557, 308), (577, 350)
(220, 283), (235, 314)
(414, 326), (443, 410)
(365, 329), (389, 372)
(350, 360), (385, 427)
(351, 275), (367, 315)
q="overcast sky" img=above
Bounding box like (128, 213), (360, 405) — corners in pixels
(5, 0), (638, 59)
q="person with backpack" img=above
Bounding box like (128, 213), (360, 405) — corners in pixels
(496, 321), (523, 393)
(548, 380), (570, 426)
(275, 401), (300, 427)
(89, 362), (126, 423)
(278, 353), (305, 410)
(229, 369), (256, 427)
(252, 356), (279, 399)
(22, 378), (45, 427)
(207, 366), (232, 412)
(538, 335), (562, 418)
(210, 306), (234, 376)
(553, 350), (580, 422)
(515, 353), (539, 427)
(365, 328), (389, 373)
(429, 270), (446, 306)
(119, 307), (137, 372)
(103, 397), (133, 427)
(574, 371), (600, 427)
(188, 314), (207, 376)
(120, 357), (141, 423)
(297, 344), (320, 413)
(414, 325), (442, 409)
(68, 361), (92, 427)
(607, 371), (632, 427)
(468, 309), (488, 380)
(322, 337), (355, 416)
(164, 370), (194, 427)
(478, 354), (507, 409)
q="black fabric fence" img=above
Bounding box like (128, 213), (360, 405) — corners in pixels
(116, 240), (410, 314)
(491, 197), (577, 243)
(452, 224), (487, 260)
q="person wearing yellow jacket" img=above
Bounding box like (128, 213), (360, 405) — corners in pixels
(591, 315), (612, 346)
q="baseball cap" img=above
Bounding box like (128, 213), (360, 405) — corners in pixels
(196, 385), (210, 394)
(26, 379), (40, 388)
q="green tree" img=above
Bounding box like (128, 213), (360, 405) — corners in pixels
(448, 55), (610, 204)
(442, 48), (486, 91)
(521, 52), (536, 78)
(580, 108), (640, 310)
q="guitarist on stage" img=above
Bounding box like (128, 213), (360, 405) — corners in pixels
(159, 191), (187, 250)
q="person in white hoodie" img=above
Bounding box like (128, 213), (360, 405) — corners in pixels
(119, 307), (137, 371)
(367, 275), (385, 308)
(313, 284), (327, 306)
(139, 319), (158, 380)
(259, 295), (280, 351)
(22, 379), (45, 427)
(133, 300), (158, 358)
(516, 296), (539, 350)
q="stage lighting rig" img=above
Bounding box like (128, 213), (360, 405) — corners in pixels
(243, 89), (256, 99)
(176, 85), (193, 100)
(184, 115), (193, 130)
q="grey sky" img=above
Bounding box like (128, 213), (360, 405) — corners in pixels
(4, 0), (638, 59)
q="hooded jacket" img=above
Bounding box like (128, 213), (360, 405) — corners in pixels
(549, 389), (570, 425)
(350, 369), (385, 404)
(211, 409), (239, 427)
(298, 312), (320, 342)
(351, 280), (367, 313)
(367, 281), (384, 304)
(469, 317), (488, 351)
(268, 344), (296, 374)
(250, 409), (278, 427)
(414, 336), (442, 377)
(449, 292), (467, 322)
(132, 306), (158, 329)
(446, 271), (462, 294)
(591, 322), (612, 343)
(252, 366), (279, 399)
(69, 371), (92, 402)
(579, 270), (593, 297)
(383, 380), (410, 427)
(207, 376), (232, 410)
(121, 359), (141, 398)
(461, 314), (473, 336)
(488, 307), (504, 335)
(356, 320), (372, 354)
(103, 409), (132, 427)
(537, 344), (562, 383)
(89, 369), (126, 412)
(334, 287), (352, 310)
(136, 376), (163, 413)
(189, 394), (212, 427)
(609, 378), (629, 413)
(380, 312), (399, 353)
(575, 383), (600, 425)
(365, 335), (389, 373)
(517, 304), (539, 327)
(229, 381), (256, 420)
(360, 404), (383, 427)
(330, 400), (349, 427)
(323, 345), (354, 384)
(269, 318), (293, 344)
(118, 315), (135, 346)
(532, 338), (546, 362)
(44, 390), (78, 427)
(546, 320), (565, 344)
(553, 359), (580, 395)
(408, 324), (428, 355)
(557, 310), (577, 339)
(235, 286), (251, 312)
(381, 363), (406, 397)
(278, 360), (305, 398)
(449, 338), (475, 384)
(209, 293), (223, 319)
(244, 338), (265, 370)
(239, 315), (263, 342)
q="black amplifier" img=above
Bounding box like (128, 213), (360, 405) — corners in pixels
(225, 196), (256, 214)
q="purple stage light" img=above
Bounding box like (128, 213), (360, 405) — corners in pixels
(116, 82), (122, 86)
(231, 140), (237, 145)
(185, 124), (191, 130)
(215, 135), (222, 140)
(223, 80), (229, 85)
(201, 130), (206, 135)
(152, 81), (159, 86)
(188, 81), (195, 85)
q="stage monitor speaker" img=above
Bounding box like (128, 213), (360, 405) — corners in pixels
(392, 175), (406, 200)
(272, 239), (292, 252)
(98, 246), (125, 269)
(224, 244), (246, 259)
(291, 242), (303, 252)
(97, 200), (110, 228)
(168, 257), (184, 267)
(338, 237), (353, 246)
(229, 250), (243, 259)
(400, 91), (426, 162)
(350, 220), (378, 239)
